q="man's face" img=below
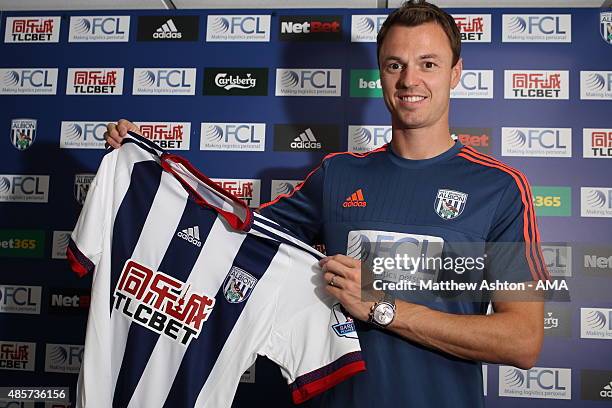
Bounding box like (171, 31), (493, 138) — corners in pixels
(378, 22), (462, 131)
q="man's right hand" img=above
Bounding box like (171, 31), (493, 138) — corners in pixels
(104, 119), (140, 149)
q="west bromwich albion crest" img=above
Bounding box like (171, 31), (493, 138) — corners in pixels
(74, 174), (95, 206)
(434, 189), (468, 220)
(601, 12), (612, 45)
(223, 266), (258, 303)
(10, 119), (36, 151)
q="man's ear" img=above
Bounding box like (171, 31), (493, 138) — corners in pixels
(450, 58), (463, 89)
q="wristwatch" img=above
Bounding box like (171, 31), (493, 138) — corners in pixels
(368, 292), (396, 327)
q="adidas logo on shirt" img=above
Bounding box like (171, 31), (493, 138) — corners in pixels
(343, 189), (367, 208)
(177, 226), (201, 246)
(154, 19), (182, 39)
(291, 128), (321, 149)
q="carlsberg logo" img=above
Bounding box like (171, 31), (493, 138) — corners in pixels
(214, 73), (256, 90)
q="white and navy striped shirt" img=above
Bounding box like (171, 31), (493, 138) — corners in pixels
(68, 133), (365, 408)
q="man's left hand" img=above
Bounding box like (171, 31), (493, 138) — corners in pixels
(320, 254), (373, 321)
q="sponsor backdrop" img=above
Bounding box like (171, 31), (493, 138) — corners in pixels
(0, 6), (611, 408)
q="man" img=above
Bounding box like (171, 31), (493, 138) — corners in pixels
(105, 2), (547, 406)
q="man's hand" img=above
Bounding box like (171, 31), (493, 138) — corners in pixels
(104, 119), (139, 149)
(320, 255), (374, 322)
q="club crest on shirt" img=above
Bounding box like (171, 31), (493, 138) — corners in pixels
(434, 189), (468, 220)
(223, 266), (258, 303)
(331, 303), (357, 339)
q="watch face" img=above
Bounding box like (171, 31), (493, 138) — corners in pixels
(374, 303), (395, 326)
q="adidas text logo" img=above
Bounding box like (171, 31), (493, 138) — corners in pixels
(343, 189), (367, 208)
(602, 382), (612, 398)
(291, 128), (321, 149)
(154, 19), (182, 39)
(177, 226), (201, 247)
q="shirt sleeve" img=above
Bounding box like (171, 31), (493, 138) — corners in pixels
(485, 175), (550, 283)
(262, 245), (365, 404)
(258, 157), (328, 245)
(67, 153), (115, 277)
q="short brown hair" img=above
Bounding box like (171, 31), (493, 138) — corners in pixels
(377, 0), (461, 67)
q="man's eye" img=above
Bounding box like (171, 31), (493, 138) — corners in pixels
(424, 62), (436, 69)
(389, 62), (402, 71)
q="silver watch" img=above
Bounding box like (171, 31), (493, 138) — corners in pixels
(368, 292), (396, 327)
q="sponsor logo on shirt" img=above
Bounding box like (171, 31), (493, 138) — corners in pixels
(275, 69), (341, 97)
(504, 70), (569, 100)
(434, 189), (468, 220)
(580, 308), (612, 339)
(114, 259), (215, 346)
(343, 189), (367, 208)
(137, 16), (199, 41)
(279, 15), (342, 41)
(502, 14), (571, 42)
(66, 68), (124, 95)
(0, 68), (58, 95)
(69, 16), (130, 42)
(0, 341), (36, 371)
(452, 14), (491, 42)
(10, 119), (36, 151)
(203, 68), (268, 96)
(206, 15), (271, 42)
(451, 70), (493, 99)
(580, 71), (612, 100)
(4, 16), (61, 43)
(581, 187), (612, 218)
(498, 366), (572, 399)
(350, 15), (387, 42)
(331, 303), (357, 338)
(44, 344), (83, 373)
(0, 285), (42, 314)
(177, 226), (202, 247)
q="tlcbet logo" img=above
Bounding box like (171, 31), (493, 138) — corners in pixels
(505, 70), (569, 99)
(66, 68), (124, 95)
(4, 16), (61, 43)
(452, 14), (491, 42)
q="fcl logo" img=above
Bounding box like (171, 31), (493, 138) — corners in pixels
(601, 12), (612, 45)
(223, 266), (258, 303)
(435, 189), (468, 220)
(10, 119), (36, 150)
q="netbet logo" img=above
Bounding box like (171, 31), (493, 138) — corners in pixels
(281, 18), (341, 34)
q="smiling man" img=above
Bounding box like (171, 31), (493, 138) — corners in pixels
(104, 1), (548, 406)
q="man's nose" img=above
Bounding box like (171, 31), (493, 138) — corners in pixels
(398, 65), (420, 88)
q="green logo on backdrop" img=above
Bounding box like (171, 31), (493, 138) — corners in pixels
(0, 229), (45, 258)
(532, 186), (571, 216)
(350, 70), (382, 97)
